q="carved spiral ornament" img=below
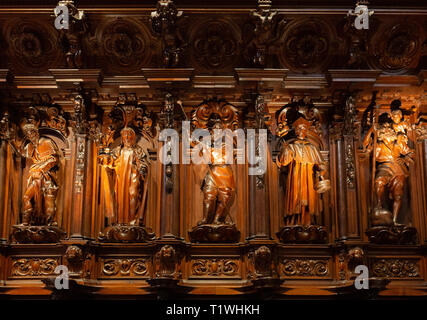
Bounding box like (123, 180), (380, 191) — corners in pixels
(281, 259), (329, 277)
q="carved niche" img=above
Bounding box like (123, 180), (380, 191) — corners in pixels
(361, 99), (417, 244)
(275, 97), (330, 243)
(370, 22), (422, 72)
(188, 99), (241, 243)
(190, 19), (240, 71)
(97, 94), (156, 242)
(4, 103), (69, 244)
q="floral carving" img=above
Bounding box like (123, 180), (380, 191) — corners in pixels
(191, 20), (239, 70)
(372, 23), (421, 72)
(280, 20), (331, 72)
(102, 19), (151, 71)
(371, 259), (420, 279)
(8, 22), (61, 70)
(191, 259), (239, 277)
(11, 258), (59, 277)
(102, 258), (149, 277)
(280, 258), (329, 277)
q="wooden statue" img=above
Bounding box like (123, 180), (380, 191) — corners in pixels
(276, 116), (330, 226)
(188, 100), (241, 243)
(275, 99), (330, 243)
(97, 99), (155, 242)
(99, 126), (149, 226)
(5, 106), (66, 243)
(362, 100), (417, 244)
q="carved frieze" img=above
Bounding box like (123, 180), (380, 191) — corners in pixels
(102, 258), (150, 278)
(371, 258), (420, 279)
(279, 258), (330, 278)
(191, 258), (240, 278)
(11, 257), (60, 277)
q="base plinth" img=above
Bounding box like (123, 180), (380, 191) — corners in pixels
(276, 225), (328, 244)
(98, 224), (155, 243)
(11, 225), (66, 244)
(189, 224), (240, 243)
(366, 225), (417, 245)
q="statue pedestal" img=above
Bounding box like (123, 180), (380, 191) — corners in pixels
(366, 225), (417, 245)
(188, 224), (240, 243)
(11, 225), (66, 244)
(98, 224), (155, 243)
(276, 225), (328, 244)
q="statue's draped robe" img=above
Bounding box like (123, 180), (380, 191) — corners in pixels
(102, 145), (147, 224)
(277, 139), (324, 222)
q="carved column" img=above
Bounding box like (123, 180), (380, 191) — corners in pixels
(159, 93), (181, 239)
(0, 127), (8, 242)
(247, 95), (271, 240)
(70, 94), (92, 239)
(330, 96), (360, 241)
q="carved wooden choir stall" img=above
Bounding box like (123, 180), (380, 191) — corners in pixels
(0, 0), (426, 299)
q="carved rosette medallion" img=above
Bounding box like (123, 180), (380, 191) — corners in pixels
(371, 22), (422, 72)
(279, 19), (332, 72)
(11, 258), (60, 277)
(7, 21), (62, 71)
(101, 19), (152, 72)
(280, 258), (329, 278)
(102, 258), (149, 278)
(191, 258), (239, 278)
(190, 20), (239, 71)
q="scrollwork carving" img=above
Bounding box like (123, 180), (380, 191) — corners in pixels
(191, 258), (239, 277)
(102, 258), (149, 277)
(371, 259), (419, 278)
(11, 258), (59, 277)
(280, 258), (329, 277)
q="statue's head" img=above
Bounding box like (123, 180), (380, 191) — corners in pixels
(391, 109), (403, 124)
(120, 127), (136, 147)
(292, 117), (310, 140)
(22, 124), (39, 145)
